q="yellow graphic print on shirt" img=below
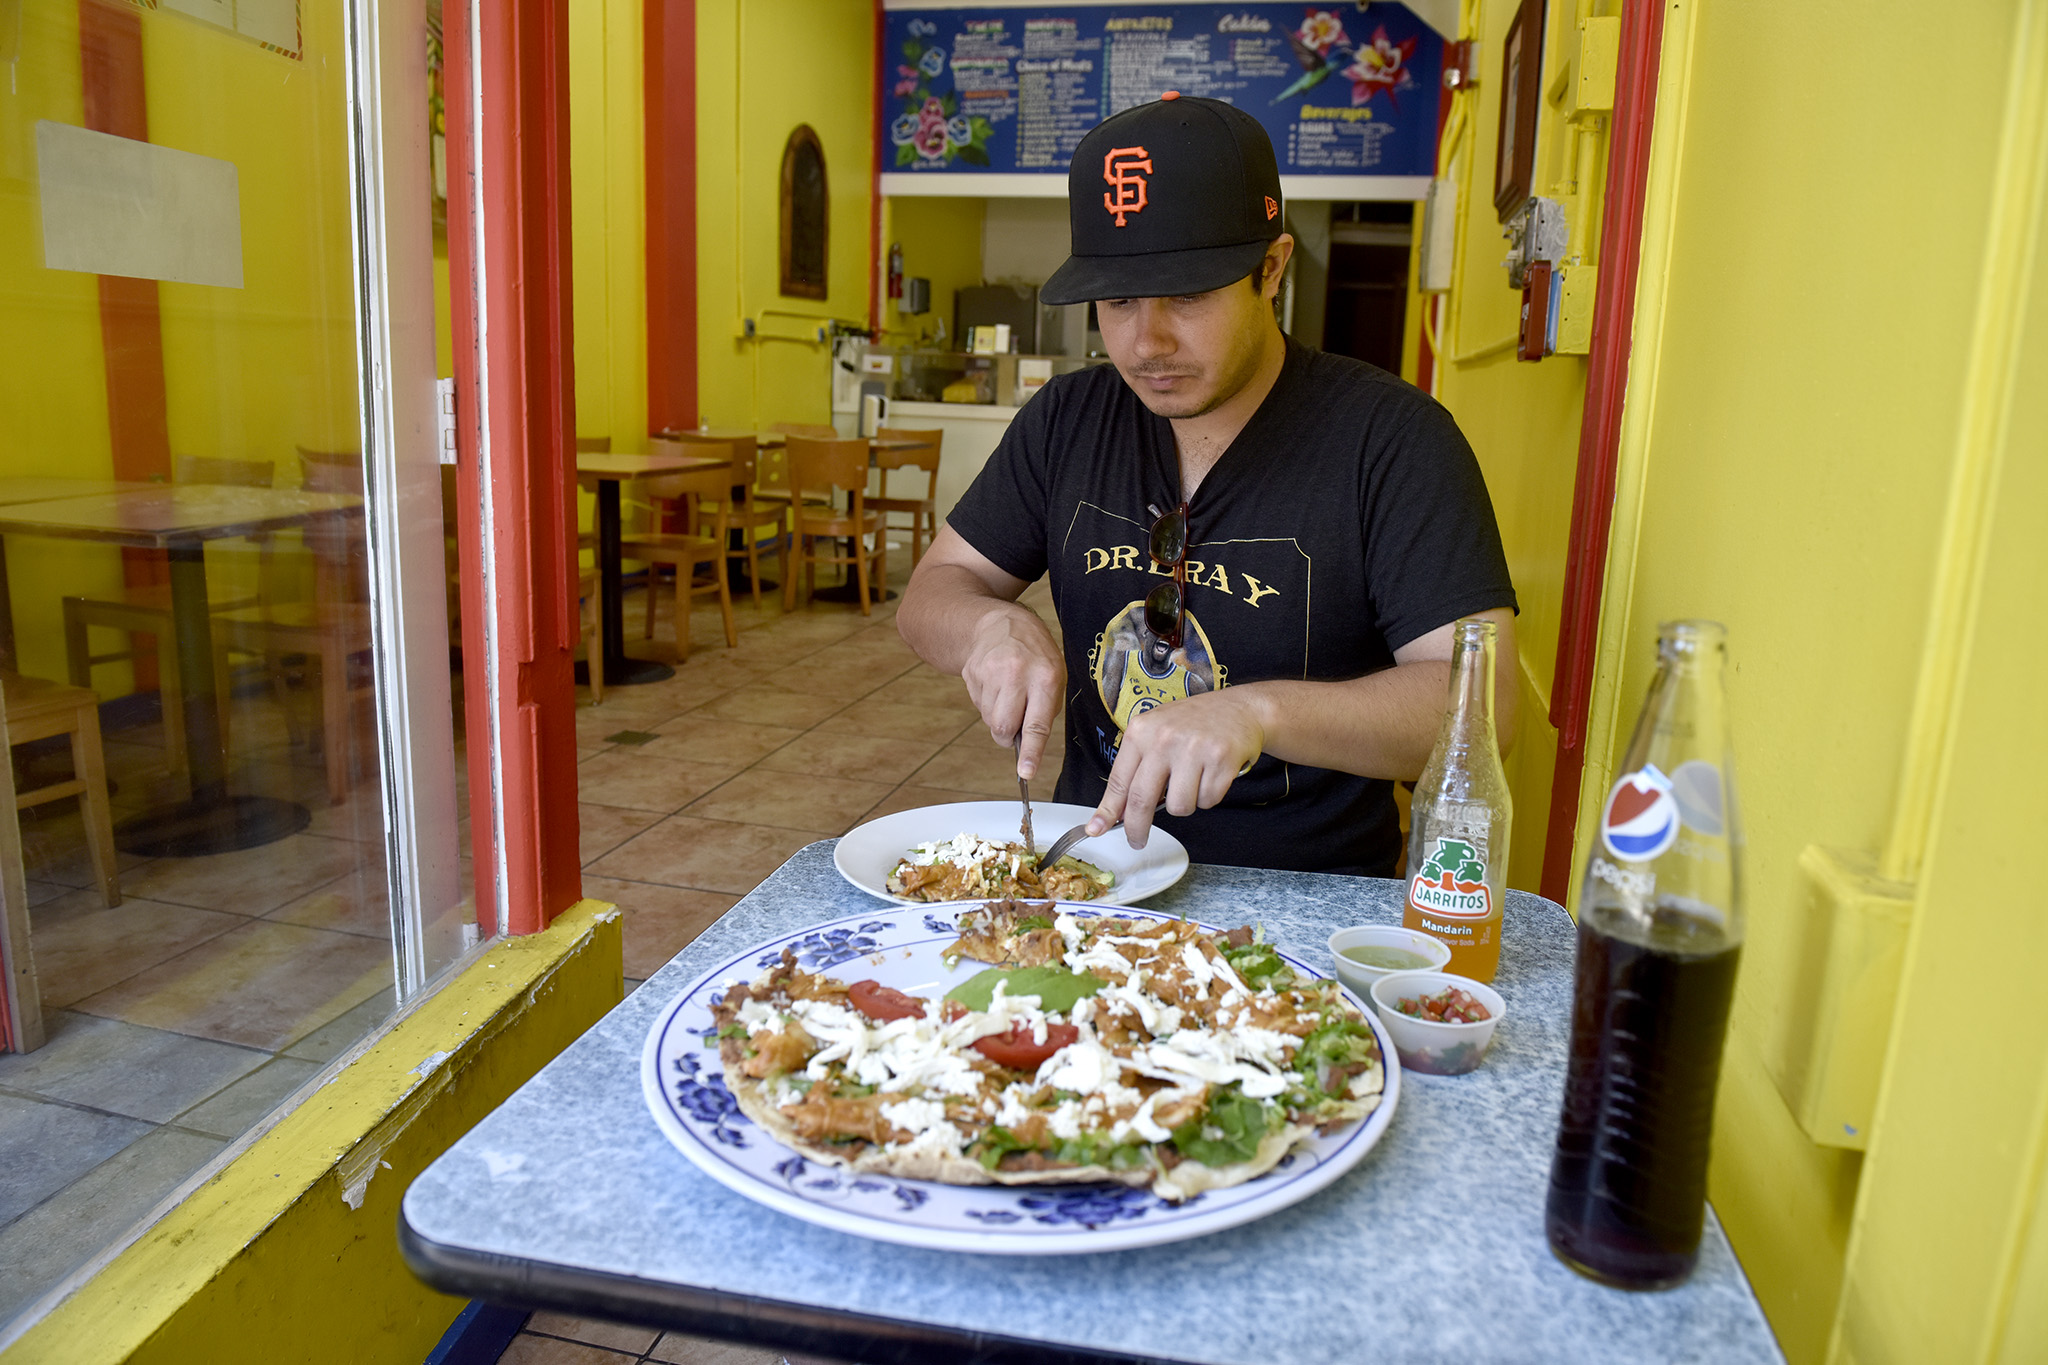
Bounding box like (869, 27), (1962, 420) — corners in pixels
(1089, 599), (1225, 735)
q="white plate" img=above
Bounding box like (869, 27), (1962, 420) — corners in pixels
(834, 801), (1188, 907)
(640, 904), (1402, 1255)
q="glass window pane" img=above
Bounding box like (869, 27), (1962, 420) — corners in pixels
(0, 0), (465, 1327)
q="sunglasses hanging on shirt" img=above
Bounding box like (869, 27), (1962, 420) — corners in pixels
(1145, 502), (1189, 647)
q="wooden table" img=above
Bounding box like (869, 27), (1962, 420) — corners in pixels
(0, 478), (158, 670)
(0, 486), (363, 856)
(668, 427), (926, 455)
(576, 451), (730, 687)
(400, 850), (1783, 1365)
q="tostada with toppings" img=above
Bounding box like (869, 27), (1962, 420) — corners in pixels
(886, 833), (1115, 903)
(708, 899), (1384, 1201)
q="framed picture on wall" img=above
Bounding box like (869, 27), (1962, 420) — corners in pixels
(1493, 0), (1545, 220)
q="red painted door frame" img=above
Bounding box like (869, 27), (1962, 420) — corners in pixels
(1538, 0), (1670, 903)
(443, 0), (584, 935)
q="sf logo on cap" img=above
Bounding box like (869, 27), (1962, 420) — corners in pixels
(1102, 146), (1152, 227)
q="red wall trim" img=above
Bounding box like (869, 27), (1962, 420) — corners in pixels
(445, 0), (583, 935)
(81, 1), (173, 677)
(1538, 0), (1670, 903)
(645, 0), (698, 434)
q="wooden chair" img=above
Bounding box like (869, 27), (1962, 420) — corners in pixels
(4, 671), (119, 908)
(620, 465), (736, 659)
(754, 423), (841, 518)
(61, 454), (273, 775)
(869, 427), (943, 566)
(666, 434), (787, 610)
(211, 449), (373, 805)
(784, 436), (888, 617)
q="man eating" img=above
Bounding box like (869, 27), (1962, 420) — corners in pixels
(895, 93), (1518, 876)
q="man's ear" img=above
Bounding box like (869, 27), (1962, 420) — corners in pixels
(1261, 234), (1297, 300)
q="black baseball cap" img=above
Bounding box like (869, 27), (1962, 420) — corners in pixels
(1041, 92), (1285, 307)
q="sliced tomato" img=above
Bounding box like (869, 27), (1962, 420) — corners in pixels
(847, 979), (926, 1023)
(971, 1021), (1079, 1070)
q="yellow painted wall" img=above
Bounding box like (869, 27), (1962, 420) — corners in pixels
(1430, 1), (1618, 894)
(1558, 1), (2046, 1360)
(0, 0), (358, 691)
(880, 195), (986, 347)
(569, 0), (649, 447)
(2, 899), (623, 1364)
(695, 0), (876, 430)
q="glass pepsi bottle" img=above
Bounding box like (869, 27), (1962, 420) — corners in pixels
(1546, 620), (1744, 1290)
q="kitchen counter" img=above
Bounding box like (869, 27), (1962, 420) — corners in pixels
(401, 845), (1782, 1364)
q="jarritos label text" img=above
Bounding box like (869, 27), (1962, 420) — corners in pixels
(1406, 838), (1492, 930)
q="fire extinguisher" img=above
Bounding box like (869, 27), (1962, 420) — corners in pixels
(888, 242), (904, 301)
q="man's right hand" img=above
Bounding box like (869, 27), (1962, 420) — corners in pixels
(897, 526), (1064, 782)
(960, 607), (1065, 779)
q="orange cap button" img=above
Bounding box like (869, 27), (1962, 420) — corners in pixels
(1161, 90), (1180, 100)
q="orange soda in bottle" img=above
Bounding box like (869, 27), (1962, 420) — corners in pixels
(1402, 617), (1513, 981)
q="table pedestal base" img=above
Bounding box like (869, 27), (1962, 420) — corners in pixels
(116, 793), (312, 857)
(577, 656), (674, 687)
(810, 581), (897, 605)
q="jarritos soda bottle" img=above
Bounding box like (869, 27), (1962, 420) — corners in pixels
(1546, 620), (1744, 1290)
(1403, 617), (1512, 982)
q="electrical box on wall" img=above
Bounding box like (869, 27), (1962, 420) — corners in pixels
(1505, 196), (1568, 361)
(902, 277), (930, 316)
(1418, 179), (1459, 293)
(1501, 196), (1567, 288)
(1575, 16), (1621, 114)
(1553, 265), (1598, 353)
(1768, 846), (1917, 1151)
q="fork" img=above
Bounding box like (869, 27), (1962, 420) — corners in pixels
(1038, 816), (1124, 870)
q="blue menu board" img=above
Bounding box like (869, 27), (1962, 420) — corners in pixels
(879, 4), (1444, 196)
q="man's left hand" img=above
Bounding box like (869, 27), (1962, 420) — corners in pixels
(1088, 689), (1266, 849)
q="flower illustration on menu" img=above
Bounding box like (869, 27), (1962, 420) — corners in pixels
(1295, 9), (1348, 55)
(1341, 26), (1420, 107)
(890, 30), (995, 167)
(1275, 11), (1422, 108)
(914, 97), (951, 160)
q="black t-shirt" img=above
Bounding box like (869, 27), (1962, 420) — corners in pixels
(947, 338), (1517, 876)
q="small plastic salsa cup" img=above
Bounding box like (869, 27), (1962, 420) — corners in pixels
(1368, 970), (1506, 1076)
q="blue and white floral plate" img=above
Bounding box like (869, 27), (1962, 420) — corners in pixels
(640, 904), (1403, 1255)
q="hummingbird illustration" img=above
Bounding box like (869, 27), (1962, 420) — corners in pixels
(1271, 31), (1337, 103)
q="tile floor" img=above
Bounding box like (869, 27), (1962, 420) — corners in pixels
(1, 676), (399, 1326)
(497, 1310), (839, 1365)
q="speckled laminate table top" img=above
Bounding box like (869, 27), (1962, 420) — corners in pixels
(400, 844), (1782, 1365)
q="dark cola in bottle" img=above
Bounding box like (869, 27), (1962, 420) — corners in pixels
(1546, 620), (1743, 1290)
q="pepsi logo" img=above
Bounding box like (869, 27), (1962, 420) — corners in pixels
(1601, 764), (1679, 862)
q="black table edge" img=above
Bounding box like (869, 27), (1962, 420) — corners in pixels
(398, 1211), (1182, 1365)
